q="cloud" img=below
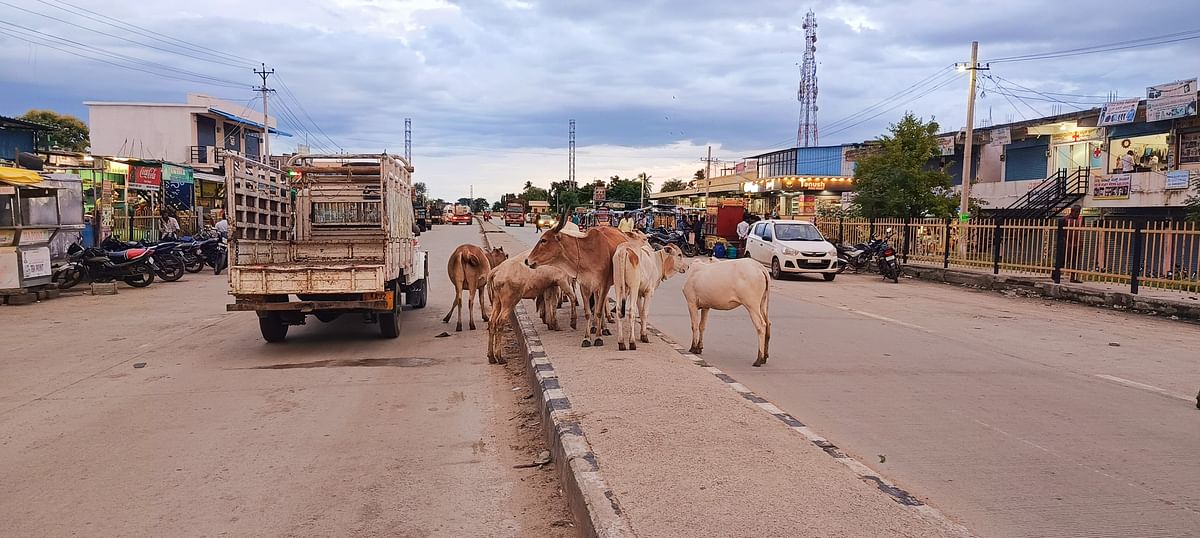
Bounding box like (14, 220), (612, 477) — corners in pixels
(1, 0), (1198, 202)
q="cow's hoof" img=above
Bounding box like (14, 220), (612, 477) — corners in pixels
(482, 315), (490, 323)
(640, 335), (650, 344)
(602, 328), (612, 336)
(629, 342), (637, 351)
(752, 359), (766, 367)
(570, 321), (577, 330)
(469, 323), (476, 331)
(593, 338), (604, 347)
(496, 357), (508, 365)
(488, 356), (497, 364)
(590, 327), (597, 335)
(689, 346), (702, 354)
(618, 342), (627, 351)
(456, 324), (463, 332)
(581, 339), (592, 348)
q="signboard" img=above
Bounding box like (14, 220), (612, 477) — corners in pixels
(100, 179), (114, 231)
(20, 247), (51, 279)
(1166, 170), (1191, 190)
(17, 229), (54, 245)
(129, 165), (162, 190)
(162, 164), (193, 184)
(937, 136), (956, 156)
(989, 127), (1011, 146)
(594, 207), (611, 226)
(0, 229), (15, 246)
(1097, 98), (1139, 126)
(1180, 132), (1200, 165)
(1051, 128), (1104, 144)
(1147, 79), (1196, 99)
(840, 191), (857, 210)
(1146, 95), (1198, 122)
(592, 185), (606, 202)
(605, 201), (625, 209)
(104, 160), (129, 174)
(1092, 174), (1132, 200)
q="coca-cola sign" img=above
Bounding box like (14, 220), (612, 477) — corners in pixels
(129, 165), (162, 190)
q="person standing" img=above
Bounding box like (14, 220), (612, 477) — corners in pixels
(160, 212), (180, 240)
(618, 213), (634, 233)
(214, 214), (230, 239)
(736, 215), (751, 258)
(692, 214), (704, 248)
(1120, 150), (1136, 173)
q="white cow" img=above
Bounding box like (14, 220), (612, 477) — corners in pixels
(682, 258), (772, 366)
(611, 243), (687, 351)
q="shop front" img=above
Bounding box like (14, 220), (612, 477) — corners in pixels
(741, 176), (854, 220)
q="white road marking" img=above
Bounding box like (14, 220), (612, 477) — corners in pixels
(836, 306), (936, 334)
(1094, 374), (1194, 403)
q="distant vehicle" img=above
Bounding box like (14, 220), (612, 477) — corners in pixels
(505, 201), (526, 227)
(413, 203), (430, 231)
(535, 213), (557, 230)
(744, 219), (838, 281)
(448, 204), (473, 225)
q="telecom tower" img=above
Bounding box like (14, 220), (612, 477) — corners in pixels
(796, 10), (819, 147)
(568, 119), (576, 189)
(404, 118), (412, 163)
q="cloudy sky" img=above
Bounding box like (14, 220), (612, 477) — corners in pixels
(2, 0), (1198, 201)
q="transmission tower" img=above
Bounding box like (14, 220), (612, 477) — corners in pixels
(796, 10), (819, 147)
(568, 119), (576, 188)
(404, 118), (412, 163)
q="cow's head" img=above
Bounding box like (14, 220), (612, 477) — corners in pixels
(526, 217), (571, 269)
(658, 244), (689, 281)
(487, 246), (508, 267)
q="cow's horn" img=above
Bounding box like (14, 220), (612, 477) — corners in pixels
(552, 214), (567, 232)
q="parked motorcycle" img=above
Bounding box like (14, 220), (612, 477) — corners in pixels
(102, 236), (185, 282)
(54, 242), (156, 289)
(834, 230), (899, 283)
(876, 237), (900, 283)
(197, 237), (228, 275)
(647, 229), (698, 257)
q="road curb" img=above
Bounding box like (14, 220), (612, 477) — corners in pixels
(643, 324), (975, 538)
(480, 220), (636, 537)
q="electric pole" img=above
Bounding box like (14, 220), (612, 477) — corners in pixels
(254, 64), (275, 164)
(958, 42), (987, 220)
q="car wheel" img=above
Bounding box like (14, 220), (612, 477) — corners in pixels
(770, 258), (782, 280)
(823, 273), (836, 282)
(259, 314), (288, 342)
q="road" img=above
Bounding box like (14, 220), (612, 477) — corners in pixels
(643, 260), (1200, 537)
(460, 220), (1200, 535)
(0, 222), (571, 537)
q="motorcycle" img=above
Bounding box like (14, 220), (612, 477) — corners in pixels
(836, 237), (883, 274)
(647, 229), (698, 257)
(102, 236), (185, 282)
(197, 237), (228, 275)
(54, 242), (156, 289)
(876, 236), (900, 283)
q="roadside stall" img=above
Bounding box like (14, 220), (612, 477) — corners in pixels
(703, 198), (746, 255)
(0, 167), (83, 302)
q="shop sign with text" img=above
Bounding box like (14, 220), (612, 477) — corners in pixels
(1092, 174), (1131, 200)
(1051, 128), (1104, 144)
(989, 127), (1011, 146)
(129, 166), (162, 190)
(1147, 79), (1196, 99)
(937, 136), (955, 156)
(1097, 99), (1139, 126)
(1146, 95), (1198, 122)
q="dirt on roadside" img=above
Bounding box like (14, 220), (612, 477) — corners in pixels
(486, 322), (575, 537)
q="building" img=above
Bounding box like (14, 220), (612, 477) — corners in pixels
(742, 145), (857, 218)
(648, 165), (757, 208)
(86, 93), (290, 172)
(965, 81), (1199, 220)
(0, 115), (52, 165)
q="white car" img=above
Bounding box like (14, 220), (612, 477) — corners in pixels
(745, 219), (838, 281)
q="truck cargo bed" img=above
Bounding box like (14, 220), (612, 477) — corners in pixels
(229, 262), (386, 295)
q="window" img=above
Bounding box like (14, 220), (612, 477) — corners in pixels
(753, 222), (766, 237)
(756, 150), (797, 178)
(1110, 134), (1169, 173)
(773, 223), (824, 241)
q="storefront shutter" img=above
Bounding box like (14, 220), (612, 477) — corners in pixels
(1004, 138), (1049, 181)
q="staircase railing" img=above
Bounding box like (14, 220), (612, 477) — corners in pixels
(1005, 167), (1090, 219)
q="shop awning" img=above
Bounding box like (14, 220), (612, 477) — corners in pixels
(208, 108), (293, 137)
(194, 171), (226, 183)
(0, 166), (45, 186)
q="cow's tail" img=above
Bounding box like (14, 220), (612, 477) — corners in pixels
(760, 269), (771, 339)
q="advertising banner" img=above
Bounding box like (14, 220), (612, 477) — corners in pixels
(1092, 174), (1132, 200)
(937, 136), (955, 156)
(129, 165), (162, 191)
(1166, 170), (1191, 190)
(592, 185), (606, 202)
(1147, 79), (1196, 99)
(1097, 98), (1139, 126)
(990, 127), (1011, 146)
(1146, 95), (1198, 122)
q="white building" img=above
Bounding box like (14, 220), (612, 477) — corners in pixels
(86, 93), (289, 171)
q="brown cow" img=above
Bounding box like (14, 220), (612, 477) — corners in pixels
(442, 245), (508, 331)
(526, 219), (629, 347)
(486, 250), (578, 364)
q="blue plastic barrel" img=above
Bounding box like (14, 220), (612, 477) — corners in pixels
(713, 243), (726, 258)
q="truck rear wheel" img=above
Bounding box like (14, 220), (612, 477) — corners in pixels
(259, 314), (288, 343)
(379, 283), (402, 338)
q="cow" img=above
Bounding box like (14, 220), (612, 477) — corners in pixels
(526, 218), (630, 348)
(486, 250), (578, 364)
(682, 258), (772, 366)
(611, 242), (687, 351)
(442, 244), (508, 331)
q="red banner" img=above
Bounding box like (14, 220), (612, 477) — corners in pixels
(129, 165), (162, 190)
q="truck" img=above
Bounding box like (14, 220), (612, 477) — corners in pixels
(504, 200), (526, 226)
(429, 203), (444, 225)
(224, 153), (428, 342)
(448, 204), (472, 225)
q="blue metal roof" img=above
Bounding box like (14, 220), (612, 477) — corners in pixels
(208, 108), (292, 137)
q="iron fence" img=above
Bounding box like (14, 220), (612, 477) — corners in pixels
(816, 217), (1200, 295)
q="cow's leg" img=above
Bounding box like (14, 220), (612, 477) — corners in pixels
(486, 300), (498, 364)
(581, 286), (595, 347)
(616, 291), (627, 351)
(466, 280), (478, 331)
(563, 278), (578, 330)
(695, 308), (710, 353)
(478, 284), (490, 323)
(637, 292), (651, 346)
(746, 303), (770, 367)
(687, 305), (703, 354)
(443, 281), (463, 331)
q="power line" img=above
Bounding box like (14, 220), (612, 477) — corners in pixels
(822, 71), (962, 139)
(0, 23), (247, 89)
(822, 65), (956, 132)
(274, 74), (342, 152)
(36, 0), (258, 66)
(0, 0), (252, 70)
(989, 75), (1085, 112)
(985, 28), (1200, 64)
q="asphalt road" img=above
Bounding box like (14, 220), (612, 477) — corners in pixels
(644, 261), (1200, 537)
(0, 222), (570, 537)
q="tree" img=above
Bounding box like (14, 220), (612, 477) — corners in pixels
(851, 112), (958, 219)
(491, 200), (504, 212)
(471, 197), (489, 212)
(659, 178), (688, 192)
(20, 109), (89, 152)
(413, 182), (428, 203)
(522, 185), (549, 201)
(694, 169), (705, 181)
(1186, 175), (1200, 221)
(456, 197), (472, 206)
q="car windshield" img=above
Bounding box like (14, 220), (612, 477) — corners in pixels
(774, 223), (824, 241)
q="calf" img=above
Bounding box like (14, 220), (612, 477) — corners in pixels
(682, 258), (772, 366)
(442, 245), (508, 331)
(487, 250), (578, 364)
(611, 243), (686, 351)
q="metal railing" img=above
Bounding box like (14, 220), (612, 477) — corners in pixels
(310, 201), (382, 226)
(1004, 167), (1090, 219)
(188, 145), (227, 166)
(817, 217), (1200, 295)
(108, 214), (203, 243)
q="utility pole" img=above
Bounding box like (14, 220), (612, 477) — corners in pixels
(958, 42), (986, 220)
(253, 64), (275, 164)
